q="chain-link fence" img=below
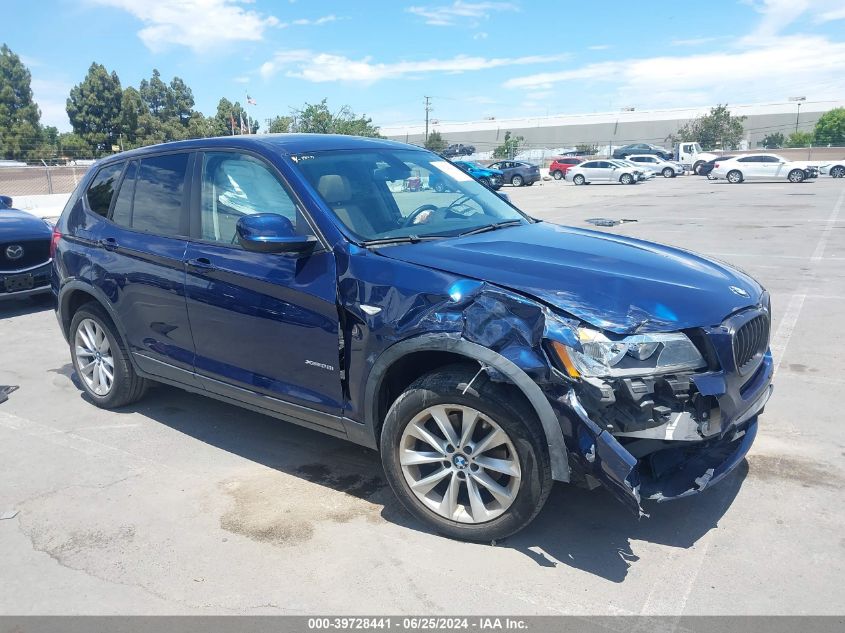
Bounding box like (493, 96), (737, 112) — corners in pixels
(0, 164), (93, 197)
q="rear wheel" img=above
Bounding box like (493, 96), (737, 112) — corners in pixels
(831, 165), (845, 178)
(727, 170), (743, 184)
(662, 167), (674, 178)
(788, 169), (805, 183)
(573, 174), (585, 185)
(552, 170), (563, 180)
(511, 174), (524, 187)
(69, 303), (148, 409)
(380, 366), (552, 542)
(620, 173), (634, 185)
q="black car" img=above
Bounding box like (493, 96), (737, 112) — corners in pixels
(700, 156), (735, 178)
(1, 195), (53, 300)
(612, 143), (673, 160)
(487, 160), (541, 186)
(442, 143), (476, 158)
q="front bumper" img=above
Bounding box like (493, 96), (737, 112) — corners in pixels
(0, 261), (52, 301)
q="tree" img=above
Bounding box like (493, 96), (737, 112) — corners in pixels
(786, 131), (814, 148)
(210, 97), (257, 136)
(291, 99), (381, 137)
(167, 76), (194, 125)
(760, 132), (784, 149)
(139, 69), (169, 119)
(266, 115), (293, 134)
(57, 132), (90, 159)
(814, 107), (845, 146)
(186, 112), (216, 139)
(66, 62), (123, 155)
(675, 104), (746, 150)
(119, 87), (145, 146)
(424, 130), (447, 152)
(0, 44), (42, 160)
(493, 130), (524, 158)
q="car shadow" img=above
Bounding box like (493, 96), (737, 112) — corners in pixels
(60, 375), (745, 583)
(0, 294), (53, 319)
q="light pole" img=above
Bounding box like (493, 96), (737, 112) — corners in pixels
(789, 96), (806, 134)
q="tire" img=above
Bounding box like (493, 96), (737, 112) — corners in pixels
(788, 169), (805, 183)
(727, 170), (743, 184)
(433, 180), (446, 193)
(662, 167), (674, 178)
(478, 177), (491, 188)
(69, 302), (148, 409)
(620, 173), (634, 185)
(573, 174), (585, 185)
(693, 161), (705, 175)
(511, 175), (524, 187)
(380, 365), (552, 542)
(552, 170), (563, 180)
(831, 165), (845, 178)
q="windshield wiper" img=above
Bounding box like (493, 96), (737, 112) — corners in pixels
(458, 220), (523, 237)
(362, 234), (444, 247)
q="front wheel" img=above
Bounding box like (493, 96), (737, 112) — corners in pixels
(662, 167), (674, 178)
(573, 174), (586, 185)
(433, 180), (447, 193)
(727, 170), (743, 184)
(380, 366), (552, 542)
(620, 173), (634, 185)
(693, 161), (705, 175)
(788, 169), (805, 183)
(831, 165), (845, 178)
(478, 177), (491, 188)
(511, 174), (524, 187)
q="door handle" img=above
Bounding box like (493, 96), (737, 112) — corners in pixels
(185, 257), (216, 271)
(97, 237), (118, 251)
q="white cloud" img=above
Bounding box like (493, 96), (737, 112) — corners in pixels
(260, 50), (568, 83)
(473, 32), (488, 40)
(587, 44), (610, 51)
(89, 0), (279, 52)
(670, 36), (721, 47)
(279, 14), (342, 28)
(503, 35), (845, 107)
(406, 1), (518, 26)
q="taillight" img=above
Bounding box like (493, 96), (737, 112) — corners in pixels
(50, 226), (62, 259)
(714, 163), (720, 169)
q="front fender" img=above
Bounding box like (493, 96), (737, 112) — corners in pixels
(364, 333), (571, 482)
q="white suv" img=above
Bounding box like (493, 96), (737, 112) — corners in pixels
(626, 154), (685, 178)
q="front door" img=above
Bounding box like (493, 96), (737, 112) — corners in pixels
(183, 150), (344, 426)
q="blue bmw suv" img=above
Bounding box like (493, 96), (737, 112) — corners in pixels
(52, 135), (773, 540)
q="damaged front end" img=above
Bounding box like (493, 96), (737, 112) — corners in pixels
(546, 300), (773, 512)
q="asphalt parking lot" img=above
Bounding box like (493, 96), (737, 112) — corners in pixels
(1, 175), (844, 615)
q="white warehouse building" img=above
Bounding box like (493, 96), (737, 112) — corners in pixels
(381, 99), (845, 156)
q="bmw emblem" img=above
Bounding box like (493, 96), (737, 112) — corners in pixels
(5, 244), (24, 260)
(729, 285), (749, 298)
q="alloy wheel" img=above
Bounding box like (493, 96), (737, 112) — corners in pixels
(511, 175), (524, 187)
(399, 404), (521, 524)
(74, 318), (115, 396)
(830, 166), (844, 178)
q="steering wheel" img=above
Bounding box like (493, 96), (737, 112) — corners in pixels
(402, 204), (442, 228)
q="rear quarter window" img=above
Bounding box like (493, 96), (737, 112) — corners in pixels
(85, 162), (124, 217)
(131, 153), (190, 237)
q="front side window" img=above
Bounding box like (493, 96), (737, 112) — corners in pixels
(292, 148), (529, 242)
(85, 162), (124, 217)
(200, 152), (299, 245)
(131, 153), (190, 236)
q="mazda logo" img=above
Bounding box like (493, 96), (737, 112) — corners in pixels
(5, 245), (24, 260)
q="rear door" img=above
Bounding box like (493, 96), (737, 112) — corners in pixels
(737, 156), (763, 179)
(183, 150), (344, 424)
(95, 152), (196, 382)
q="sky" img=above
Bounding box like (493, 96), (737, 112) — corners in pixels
(7, 0), (845, 133)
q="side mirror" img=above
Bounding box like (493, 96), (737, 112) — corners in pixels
(0, 195), (12, 208)
(236, 213), (317, 255)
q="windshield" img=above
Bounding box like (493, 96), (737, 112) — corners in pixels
(291, 148), (529, 243)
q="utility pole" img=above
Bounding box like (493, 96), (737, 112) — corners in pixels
(424, 96), (432, 144)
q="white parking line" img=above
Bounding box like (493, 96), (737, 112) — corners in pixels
(770, 294), (806, 379)
(811, 187), (845, 262)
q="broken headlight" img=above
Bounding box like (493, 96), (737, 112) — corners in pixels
(551, 328), (706, 378)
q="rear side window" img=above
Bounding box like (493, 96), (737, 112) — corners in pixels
(111, 161), (138, 227)
(131, 153), (190, 236)
(85, 163), (124, 217)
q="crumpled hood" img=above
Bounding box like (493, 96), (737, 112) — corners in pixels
(379, 222), (763, 333)
(0, 207), (52, 241)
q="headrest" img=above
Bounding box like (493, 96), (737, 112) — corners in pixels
(317, 174), (352, 204)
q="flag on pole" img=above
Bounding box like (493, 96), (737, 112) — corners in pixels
(247, 95), (256, 106)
